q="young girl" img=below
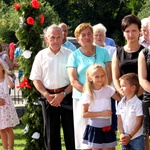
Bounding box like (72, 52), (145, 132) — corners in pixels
(0, 60), (19, 150)
(81, 64), (121, 150)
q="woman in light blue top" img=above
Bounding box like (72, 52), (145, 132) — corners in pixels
(67, 23), (111, 150)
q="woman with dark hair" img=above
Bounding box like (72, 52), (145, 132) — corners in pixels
(112, 14), (144, 98)
(112, 14), (144, 149)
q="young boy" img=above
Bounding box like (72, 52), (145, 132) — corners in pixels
(116, 73), (144, 150)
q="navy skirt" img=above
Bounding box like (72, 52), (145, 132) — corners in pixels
(83, 118), (117, 148)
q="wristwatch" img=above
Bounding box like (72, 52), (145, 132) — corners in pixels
(63, 90), (67, 96)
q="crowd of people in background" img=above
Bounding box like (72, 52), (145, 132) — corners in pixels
(0, 14), (150, 150)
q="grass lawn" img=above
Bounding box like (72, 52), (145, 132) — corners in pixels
(0, 124), (122, 150)
(0, 124), (26, 150)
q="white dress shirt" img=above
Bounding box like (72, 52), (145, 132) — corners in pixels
(30, 46), (72, 89)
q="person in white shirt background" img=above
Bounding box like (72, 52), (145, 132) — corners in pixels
(139, 17), (150, 48)
(93, 23), (116, 58)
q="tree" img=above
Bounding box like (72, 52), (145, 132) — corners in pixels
(12, 0), (60, 149)
(0, 0), (60, 43)
(0, 1), (19, 43)
(137, 0), (150, 19)
(3, 0), (12, 5)
(47, 0), (145, 46)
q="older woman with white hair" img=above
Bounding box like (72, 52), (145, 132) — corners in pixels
(93, 23), (116, 59)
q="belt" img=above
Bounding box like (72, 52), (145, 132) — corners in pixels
(46, 85), (68, 94)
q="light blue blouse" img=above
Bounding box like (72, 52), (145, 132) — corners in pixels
(67, 45), (111, 99)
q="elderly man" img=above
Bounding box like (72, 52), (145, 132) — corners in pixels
(30, 24), (75, 150)
(139, 17), (150, 47)
(58, 23), (77, 51)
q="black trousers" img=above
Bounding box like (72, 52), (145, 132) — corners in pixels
(40, 93), (75, 150)
(111, 98), (117, 131)
(142, 101), (150, 135)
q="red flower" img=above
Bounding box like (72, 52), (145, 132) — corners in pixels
(31, 0), (40, 9)
(17, 77), (32, 89)
(14, 3), (20, 10)
(39, 14), (44, 24)
(26, 17), (35, 25)
(102, 126), (111, 132)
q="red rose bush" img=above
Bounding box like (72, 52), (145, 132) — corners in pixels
(14, 0), (44, 26)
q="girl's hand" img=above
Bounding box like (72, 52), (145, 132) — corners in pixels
(0, 51), (7, 56)
(101, 110), (112, 117)
(120, 133), (126, 144)
(0, 98), (5, 106)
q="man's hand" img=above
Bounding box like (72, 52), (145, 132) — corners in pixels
(120, 134), (131, 145)
(46, 94), (55, 103)
(50, 92), (65, 107)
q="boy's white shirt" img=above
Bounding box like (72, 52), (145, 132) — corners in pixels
(116, 95), (143, 139)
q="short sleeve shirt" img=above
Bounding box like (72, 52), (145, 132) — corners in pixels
(104, 45), (116, 59)
(63, 40), (76, 51)
(30, 46), (72, 89)
(81, 85), (115, 118)
(116, 95), (143, 139)
(139, 36), (150, 48)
